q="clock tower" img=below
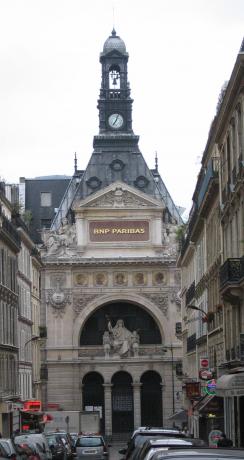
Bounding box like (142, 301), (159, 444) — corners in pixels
(98, 28), (133, 134)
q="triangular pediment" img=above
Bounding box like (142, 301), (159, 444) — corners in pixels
(74, 181), (164, 210)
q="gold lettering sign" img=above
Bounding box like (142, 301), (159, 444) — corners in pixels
(89, 220), (149, 242)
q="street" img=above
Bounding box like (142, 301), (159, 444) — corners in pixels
(108, 443), (127, 460)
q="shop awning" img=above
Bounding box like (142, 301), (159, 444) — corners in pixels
(193, 394), (215, 412)
(167, 409), (188, 422)
(216, 372), (244, 396)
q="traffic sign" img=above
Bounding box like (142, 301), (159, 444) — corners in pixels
(200, 358), (209, 368)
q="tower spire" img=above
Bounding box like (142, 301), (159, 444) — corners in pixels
(155, 151), (158, 172)
(74, 152), (77, 174)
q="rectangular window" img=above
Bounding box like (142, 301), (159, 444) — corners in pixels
(41, 218), (52, 228)
(40, 192), (52, 207)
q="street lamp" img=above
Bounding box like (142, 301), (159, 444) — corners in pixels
(187, 304), (208, 321)
(163, 344), (175, 414)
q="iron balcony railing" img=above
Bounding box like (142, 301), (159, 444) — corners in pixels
(220, 257), (244, 289)
(187, 333), (196, 353)
(197, 157), (219, 209)
(0, 208), (21, 248)
(185, 281), (196, 306)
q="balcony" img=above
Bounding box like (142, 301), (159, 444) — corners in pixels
(197, 157), (219, 212)
(187, 333), (196, 353)
(0, 208), (20, 250)
(185, 281), (195, 306)
(220, 257), (244, 291)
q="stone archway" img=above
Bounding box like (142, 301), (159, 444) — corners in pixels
(82, 372), (104, 433)
(140, 370), (162, 426)
(73, 292), (168, 347)
(111, 371), (133, 434)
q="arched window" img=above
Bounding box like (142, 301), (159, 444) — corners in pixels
(109, 65), (120, 89)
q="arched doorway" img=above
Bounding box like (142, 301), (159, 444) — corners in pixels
(112, 371), (133, 434)
(82, 372), (104, 433)
(141, 371), (162, 426)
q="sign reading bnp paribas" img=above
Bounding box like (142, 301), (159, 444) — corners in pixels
(89, 220), (150, 242)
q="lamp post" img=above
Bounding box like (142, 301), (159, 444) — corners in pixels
(163, 344), (175, 414)
(187, 304), (208, 321)
(23, 335), (39, 399)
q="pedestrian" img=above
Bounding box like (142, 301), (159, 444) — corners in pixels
(217, 432), (233, 447)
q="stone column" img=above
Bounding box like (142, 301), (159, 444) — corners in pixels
(160, 382), (166, 426)
(103, 383), (113, 438)
(132, 382), (142, 429)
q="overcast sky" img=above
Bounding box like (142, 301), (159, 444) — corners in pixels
(1, 0), (244, 216)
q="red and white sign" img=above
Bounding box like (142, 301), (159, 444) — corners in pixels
(199, 369), (213, 380)
(200, 358), (209, 368)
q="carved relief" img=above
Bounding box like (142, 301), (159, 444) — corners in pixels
(72, 294), (100, 316)
(46, 285), (72, 318)
(171, 290), (181, 307)
(141, 293), (168, 316)
(89, 187), (154, 208)
(133, 272), (147, 286)
(42, 219), (77, 258)
(94, 273), (108, 286)
(50, 274), (66, 288)
(153, 272), (166, 286)
(74, 273), (88, 286)
(113, 272), (128, 286)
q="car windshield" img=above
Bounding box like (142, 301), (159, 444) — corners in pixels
(76, 437), (103, 447)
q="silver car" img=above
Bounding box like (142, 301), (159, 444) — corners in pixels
(75, 435), (109, 460)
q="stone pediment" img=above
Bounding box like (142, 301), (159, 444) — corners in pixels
(75, 182), (164, 210)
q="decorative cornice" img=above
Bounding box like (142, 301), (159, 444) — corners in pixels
(42, 257), (177, 267)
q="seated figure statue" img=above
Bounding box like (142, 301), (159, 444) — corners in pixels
(104, 316), (140, 357)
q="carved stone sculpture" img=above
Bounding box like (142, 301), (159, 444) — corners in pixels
(103, 317), (140, 357)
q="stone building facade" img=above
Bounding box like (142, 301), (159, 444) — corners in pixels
(0, 184), (20, 436)
(178, 38), (244, 445)
(40, 30), (183, 437)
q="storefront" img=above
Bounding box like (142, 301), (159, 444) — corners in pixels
(216, 371), (244, 447)
(193, 395), (224, 443)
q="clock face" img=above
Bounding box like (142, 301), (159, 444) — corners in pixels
(108, 113), (124, 129)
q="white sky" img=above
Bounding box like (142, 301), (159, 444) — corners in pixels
(0, 0), (244, 216)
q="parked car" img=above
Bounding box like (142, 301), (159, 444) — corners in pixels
(45, 434), (66, 460)
(0, 442), (17, 460)
(146, 448), (244, 460)
(13, 435), (51, 460)
(75, 435), (110, 460)
(0, 438), (23, 460)
(119, 428), (187, 460)
(136, 438), (206, 460)
(45, 433), (73, 459)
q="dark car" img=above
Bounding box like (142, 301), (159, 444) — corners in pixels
(147, 448), (244, 460)
(119, 429), (187, 460)
(45, 433), (73, 459)
(75, 435), (109, 460)
(45, 434), (66, 460)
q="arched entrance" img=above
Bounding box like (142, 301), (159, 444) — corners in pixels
(82, 372), (104, 433)
(141, 371), (162, 426)
(112, 371), (133, 434)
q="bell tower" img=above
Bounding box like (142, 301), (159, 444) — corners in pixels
(97, 28), (133, 134)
